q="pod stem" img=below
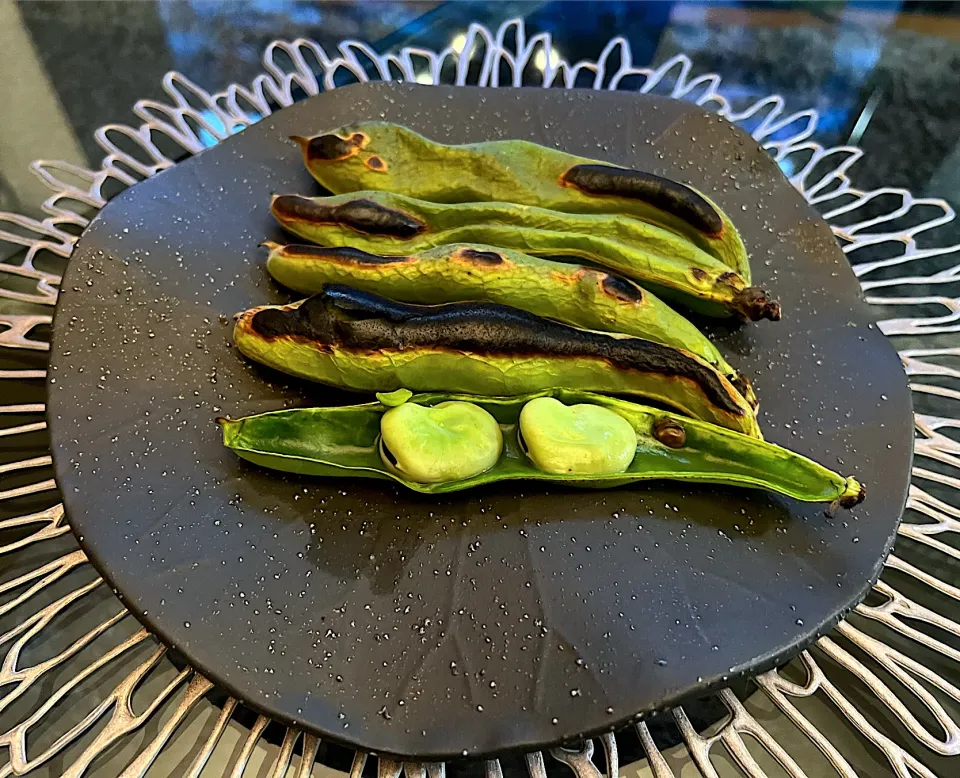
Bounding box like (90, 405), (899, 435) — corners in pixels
(732, 286), (782, 322)
(839, 477), (866, 508)
(826, 478), (866, 516)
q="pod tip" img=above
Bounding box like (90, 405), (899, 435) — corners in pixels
(215, 416), (230, 426)
(289, 135), (310, 150)
(259, 240), (281, 251)
(734, 286), (782, 322)
(839, 477), (866, 509)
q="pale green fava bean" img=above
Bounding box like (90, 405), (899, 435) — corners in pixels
(379, 401), (503, 483)
(519, 397), (637, 475)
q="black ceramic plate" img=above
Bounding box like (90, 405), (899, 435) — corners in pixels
(48, 83), (912, 759)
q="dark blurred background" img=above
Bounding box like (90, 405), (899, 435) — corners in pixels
(2, 0), (959, 217)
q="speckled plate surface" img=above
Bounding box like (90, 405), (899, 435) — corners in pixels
(47, 82), (912, 760)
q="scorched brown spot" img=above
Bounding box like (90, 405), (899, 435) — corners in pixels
(690, 268), (709, 282)
(731, 374), (755, 406)
(560, 164), (724, 237)
(365, 155), (388, 171)
(717, 271), (743, 288)
(297, 131), (368, 162)
(653, 418), (687, 448)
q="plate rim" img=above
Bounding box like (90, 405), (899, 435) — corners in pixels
(46, 80), (915, 760)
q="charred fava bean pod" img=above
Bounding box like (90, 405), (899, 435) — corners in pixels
(519, 397), (637, 475)
(271, 193), (779, 321)
(219, 388), (865, 507)
(262, 240), (755, 405)
(379, 400), (503, 483)
(290, 122), (751, 282)
(233, 284), (762, 438)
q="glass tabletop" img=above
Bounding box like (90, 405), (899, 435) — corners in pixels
(2, 0), (959, 224)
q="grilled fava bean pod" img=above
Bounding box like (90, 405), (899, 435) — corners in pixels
(233, 284), (762, 437)
(262, 240), (754, 404)
(218, 388), (865, 508)
(271, 193), (778, 321)
(290, 122), (752, 282)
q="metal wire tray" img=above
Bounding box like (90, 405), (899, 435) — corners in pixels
(1, 18), (958, 778)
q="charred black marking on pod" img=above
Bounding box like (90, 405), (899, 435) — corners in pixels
(653, 418), (687, 448)
(275, 245), (409, 266)
(561, 164), (724, 237)
(456, 248), (504, 266)
(600, 273), (644, 303)
(299, 132), (366, 161)
(249, 285), (745, 416)
(272, 195), (425, 238)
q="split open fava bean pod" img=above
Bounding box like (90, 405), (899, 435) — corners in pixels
(219, 388), (864, 514)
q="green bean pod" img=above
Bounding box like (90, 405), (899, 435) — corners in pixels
(233, 284), (762, 438)
(290, 122), (751, 282)
(218, 388), (864, 509)
(271, 193), (778, 321)
(262, 240), (755, 406)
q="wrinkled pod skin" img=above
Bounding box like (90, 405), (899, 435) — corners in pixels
(233, 284), (762, 438)
(290, 122), (752, 283)
(262, 240), (756, 408)
(271, 192), (779, 322)
(218, 388), (865, 508)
